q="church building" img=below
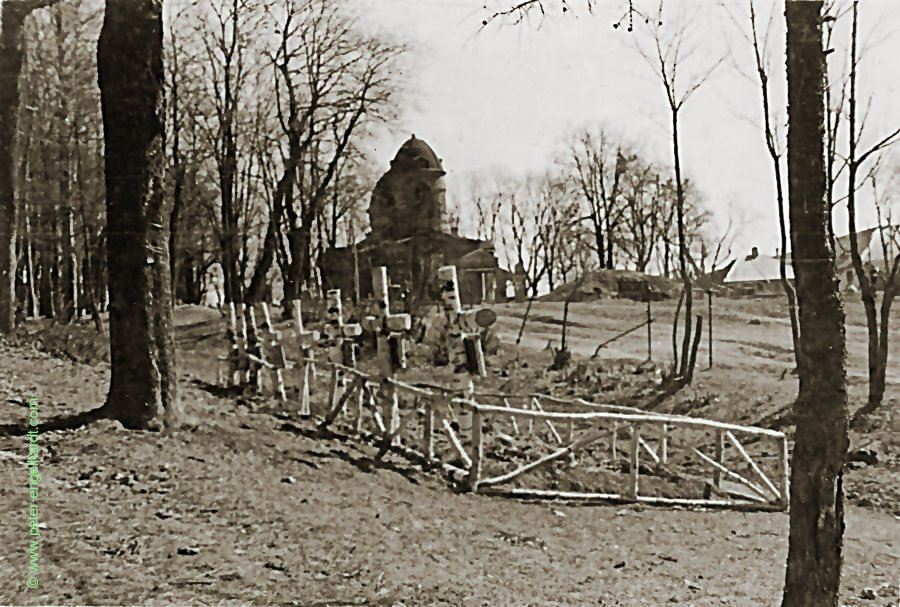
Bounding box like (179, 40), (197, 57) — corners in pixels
(319, 135), (512, 306)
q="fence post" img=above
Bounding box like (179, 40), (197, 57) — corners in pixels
(777, 435), (790, 509)
(391, 383), (401, 446)
(467, 408), (483, 491)
(292, 299), (315, 417)
(424, 398), (435, 462)
(236, 302), (249, 384)
(647, 300), (652, 360)
(381, 380), (400, 446)
(327, 365), (339, 414)
(223, 301), (239, 386)
(612, 421), (618, 461)
(659, 423), (668, 465)
(628, 424), (640, 501)
(708, 290), (713, 369)
(355, 380), (365, 433)
(714, 429), (725, 488)
(245, 304), (264, 393)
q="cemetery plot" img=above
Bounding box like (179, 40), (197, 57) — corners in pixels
(205, 264), (789, 512)
(310, 359), (789, 511)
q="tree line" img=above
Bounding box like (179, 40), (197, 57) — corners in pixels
(0, 0), (402, 335)
(461, 128), (721, 298)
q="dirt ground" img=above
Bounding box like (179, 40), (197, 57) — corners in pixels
(1, 295), (898, 606)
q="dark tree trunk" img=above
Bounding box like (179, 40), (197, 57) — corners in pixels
(856, 270), (897, 418)
(168, 45), (184, 302)
(663, 237), (671, 278)
(782, 2), (850, 605)
(37, 236), (53, 317)
(671, 111), (693, 379)
(593, 216), (605, 269)
(54, 7), (76, 323)
(180, 254), (201, 304)
(219, 137), (240, 303)
(753, 0), (802, 370)
(605, 212), (614, 269)
(0, 2), (32, 333)
(246, 216), (276, 303)
(273, 130), (299, 317)
(844, 2), (892, 414)
(284, 223), (311, 304)
(97, 0), (179, 430)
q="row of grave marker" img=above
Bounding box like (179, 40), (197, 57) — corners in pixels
(217, 265), (497, 416)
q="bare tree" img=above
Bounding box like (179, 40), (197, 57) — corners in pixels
(636, 1), (721, 381)
(616, 158), (673, 272)
(725, 0), (801, 368)
(535, 174), (579, 292)
(570, 128), (629, 268)
(843, 0), (900, 413)
(467, 171), (505, 245)
(194, 0), (263, 305)
(260, 0), (403, 310)
(852, 158), (900, 419)
(501, 178), (547, 297)
(782, 1), (849, 604)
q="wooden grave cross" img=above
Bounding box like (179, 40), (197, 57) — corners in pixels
(258, 302), (289, 401)
(218, 302), (252, 387)
(361, 266), (412, 444)
(284, 299), (319, 417)
(321, 289), (363, 417)
(437, 265), (496, 379)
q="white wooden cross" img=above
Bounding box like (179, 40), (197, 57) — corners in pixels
(218, 302), (251, 387)
(361, 266), (412, 375)
(437, 265), (496, 379)
(258, 302), (288, 401)
(322, 289), (363, 415)
(285, 299), (319, 416)
(361, 266), (412, 443)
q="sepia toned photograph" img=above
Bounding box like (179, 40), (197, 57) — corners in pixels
(0, 0), (897, 605)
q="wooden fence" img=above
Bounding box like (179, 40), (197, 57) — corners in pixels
(312, 361), (790, 512)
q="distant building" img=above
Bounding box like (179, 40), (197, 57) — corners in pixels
(723, 226), (896, 292)
(319, 135), (515, 305)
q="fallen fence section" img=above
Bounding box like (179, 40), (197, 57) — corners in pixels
(311, 361), (789, 512)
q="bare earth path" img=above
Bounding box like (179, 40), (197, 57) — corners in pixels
(0, 303), (897, 606)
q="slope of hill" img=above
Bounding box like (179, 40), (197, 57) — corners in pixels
(541, 269), (680, 302)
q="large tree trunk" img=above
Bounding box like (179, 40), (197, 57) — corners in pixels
(97, 0), (179, 430)
(0, 2), (31, 334)
(593, 220), (606, 269)
(782, 2), (850, 605)
(219, 137), (241, 303)
(284, 223), (311, 304)
(246, 216), (276, 303)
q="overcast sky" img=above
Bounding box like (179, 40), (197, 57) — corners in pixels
(351, 0), (899, 261)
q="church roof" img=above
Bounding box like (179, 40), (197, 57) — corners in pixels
(456, 247), (499, 270)
(391, 135), (443, 171)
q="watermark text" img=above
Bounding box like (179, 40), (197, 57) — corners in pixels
(26, 396), (39, 590)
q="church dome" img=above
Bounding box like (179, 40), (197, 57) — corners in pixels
(391, 135), (444, 171)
